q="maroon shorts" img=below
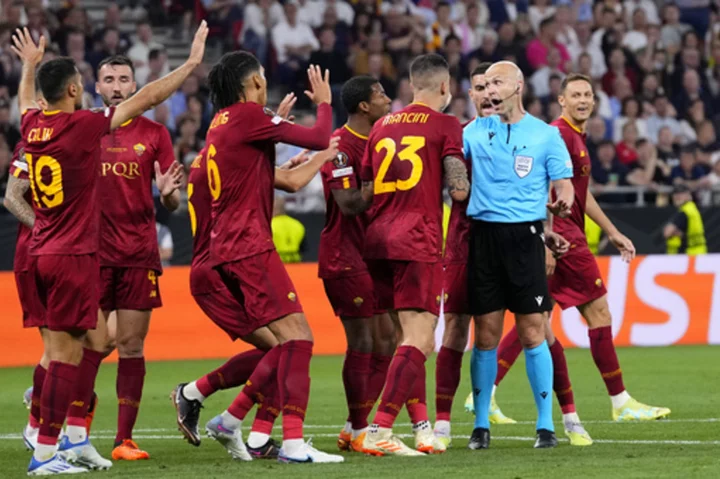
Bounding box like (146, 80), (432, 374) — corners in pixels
(193, 287), (249, 340)
(31, 254), (99, 332)
(216, 250), (303, 331)
(443, 262), (468, 315)
(100, 266), (162, 311)
(15, 270), (45, 328)
(323, 273), (375, 318)
(548, 245), (608, 310)
(367, 260), (443, 315)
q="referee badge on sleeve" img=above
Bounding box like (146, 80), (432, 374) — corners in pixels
(514, 155), (533, 178)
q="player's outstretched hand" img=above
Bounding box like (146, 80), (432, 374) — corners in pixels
(279, 149), (311, 170)
(304, 65), (331, 105)
(277, 93), (297, 122)
(320, 136), (340, 163)
(545, 231), (570, 257)
(10, 27), (45, 65)
(547, 198), (571, 218)
(155, 161), (184, 196)
(609, 231), (636, 263)
(187, 20), (208, 67)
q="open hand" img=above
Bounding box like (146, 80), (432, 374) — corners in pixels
(277, 93), (297, 122)
(609, 231), (636, 263)
(155, 161), (184, 197)
(10, 27), (45, 65)
(187, 20), (208, 67)
(304, 64), (331, 105)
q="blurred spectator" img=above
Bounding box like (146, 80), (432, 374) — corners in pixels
(0, 97), (20, 150)
(143, 100), (175, 132)
(456, 2), (486, 55)
(272, 2), (319, 85)
(568, 22), (607, 79)
(156, 220), (174, 267)
(554, 5), (579, 50)
(451, 0), (489, 26)
(614, 97), (647, 143)
(624, 0), (660, 25)
(170, 75), (199, 125)
(443, 34), (468, 80)
(592, 7), (618, 49)
(55, 7), (91, 52)
(678, 98), (708, 143)
(657, 126), (681, 169)
(675, 0), (712, 39)
(184, 95), (210, 139)
(320, 6), (352, 56)
(530, 47), (565, 98)
(664, 183), (707, 255)
(592, 139), (630, 203)
(0, 135), (9, 196)
(706, 38), (720, 97)
(696, 121), (720, 158)
(309, 27), (352, 86)
(494, 22), (530, 73)
(602, 48), (638, 95)
(127, 21), (163, 86)
(608, 75), (634, 120)
(587, 115), (608, 161)
(661, 4), (692, 54)
(526, 17), (571, 73)
(527, 0), (555, 34)
(622, 8), (649, 53)
(367, 53), (396, 99)
(391, 77), (412, 112)
(449, 96), (470, 124)
(297, 0), (324, 28)
(426, 1), (460, 52)
(646, 92), (682, 143)
(627, 139), (671, 204)
(354, 33), (395, 80)
(94, 4), (132, 52)
(241, 0), (284, 65)
(670, 145), (707, 187)
(174, 117), (202, 168)
(65, 28), (88, 65)
(616, 120), (640, 165)
(324, 0), (355, 27)
(470, 30), (500, 64)
(87, 28), (124, 71)
(25, 5), (51, 46)
(639, 72), (661, 103)
(673, 69), (714, 120)
(272, 196), (306, 263)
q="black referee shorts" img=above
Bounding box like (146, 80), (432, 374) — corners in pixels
(467, 220), (552, 316)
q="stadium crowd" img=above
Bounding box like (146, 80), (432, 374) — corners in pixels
(0, 0), (719, 210)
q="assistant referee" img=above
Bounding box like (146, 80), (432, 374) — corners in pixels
(463, 61), (575, 451)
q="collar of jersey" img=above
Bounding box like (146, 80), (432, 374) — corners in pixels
(561, 115), (583, 134)
(343, 124), (368, 140)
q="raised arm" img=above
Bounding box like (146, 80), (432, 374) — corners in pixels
(111, 21), (208, 130)
(10, 28), (46, 115)
(275, 137), (340, 193)
(443, 155), (469, 202)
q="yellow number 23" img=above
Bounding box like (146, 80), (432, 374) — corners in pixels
(374, 136), (425, 194)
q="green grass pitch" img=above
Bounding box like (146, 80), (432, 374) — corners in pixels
(1, 345), (719, 478)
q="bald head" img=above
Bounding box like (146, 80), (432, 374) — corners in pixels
(486, 61), (524, 83)
(485, 61), (525, 120)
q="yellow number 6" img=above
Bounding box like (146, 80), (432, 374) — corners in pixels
(206, 144), (221, 201)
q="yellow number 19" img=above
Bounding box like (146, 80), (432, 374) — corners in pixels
(206, 144), (221, 201)
(26, 153), (64, 208)
(374, 136), (425, 194)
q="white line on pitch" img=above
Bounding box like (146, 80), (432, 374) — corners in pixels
(2, 433), (719, 446)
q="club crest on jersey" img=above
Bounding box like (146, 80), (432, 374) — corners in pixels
(514, 155), (533, 178)
(333, 152), (349, 168)
(353, 297), (364, 307)
(287, 292), (297, 302)
(133, 143), (146, 157)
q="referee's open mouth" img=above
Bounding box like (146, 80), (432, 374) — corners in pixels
(480, 100), (495, 116)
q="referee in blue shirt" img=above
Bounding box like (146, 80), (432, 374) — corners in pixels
(464, 62), (575, 450)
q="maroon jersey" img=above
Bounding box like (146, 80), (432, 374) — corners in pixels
(550, 116), (590, 243)
(360, 103), (463, 262)
(21, 108), (115, 255)
(9, 141), (32, 272)
(187, 147), (223, 295)
(318, 125), (369, 279)
(98, 116), (175, 270)
(444, 199), (470, 264)
(207, 102), (332, 266)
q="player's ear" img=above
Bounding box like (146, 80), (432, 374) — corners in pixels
(251, 72), (263, 90)
(358, 100), (370, 114)
(68, 81), (78, 99)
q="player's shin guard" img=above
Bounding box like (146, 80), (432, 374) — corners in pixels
(29, 365), (47, 428)
(373, 346), (426, 429)
(470, 347), (496, 429)
(115, 357), (146, 443)
(35, 362), (79, 461)
(495, 327), (522, 386)
(524, 341), (555, 432)
(228, 346), (282, 421)
(406, 354), (428, 425)
(588, 326), (626, 396)
(549, 340), (575, 414)
(66, 349), (103, 431)
(277, 341), (313, 441)
(342, 350), (372, 430)
(435, 346), (463, 422)
(196, 349), (266, 399)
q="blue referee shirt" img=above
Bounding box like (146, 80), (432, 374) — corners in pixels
(464, 113), (573, 223)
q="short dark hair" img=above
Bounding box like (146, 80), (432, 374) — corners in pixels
(409, 53), (449, 90)
(636, 138), (649, 149)
(148, 48), (165, 61)
(208, 51), (262, 110)
(560, 73), (593, 93)
(444, 33), (460, 46)
(539, 16), (556, 31)
(470, 62), (491, 78)
(97, 54), (135, 78)
(341, 76), (378, 115)
(680, 144), (698, 155)
(37, 57), (78, 104)
(437, 1), (450, 9)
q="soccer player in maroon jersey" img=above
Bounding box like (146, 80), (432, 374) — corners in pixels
(201, 51), (342, 464)
(316, 76), (395, 453)
(173, 137), (341, 459)
(11, 22), (208, 474)
(354, 54), (469, 456)
(490, 74), (670, 434)
(433, 62), (496, 445)
(57, 54), (185, 462)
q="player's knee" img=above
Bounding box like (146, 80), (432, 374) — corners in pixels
(269, 313), (314, 344)
(443, 314), (470, 351)
(517, 322), (545, 349)
(474, 327), (499, 350)
(373, 335), (396, 356)
(117, 336), (145, 357)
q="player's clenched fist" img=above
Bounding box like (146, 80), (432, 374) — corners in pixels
(304, 65), (331, 106)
